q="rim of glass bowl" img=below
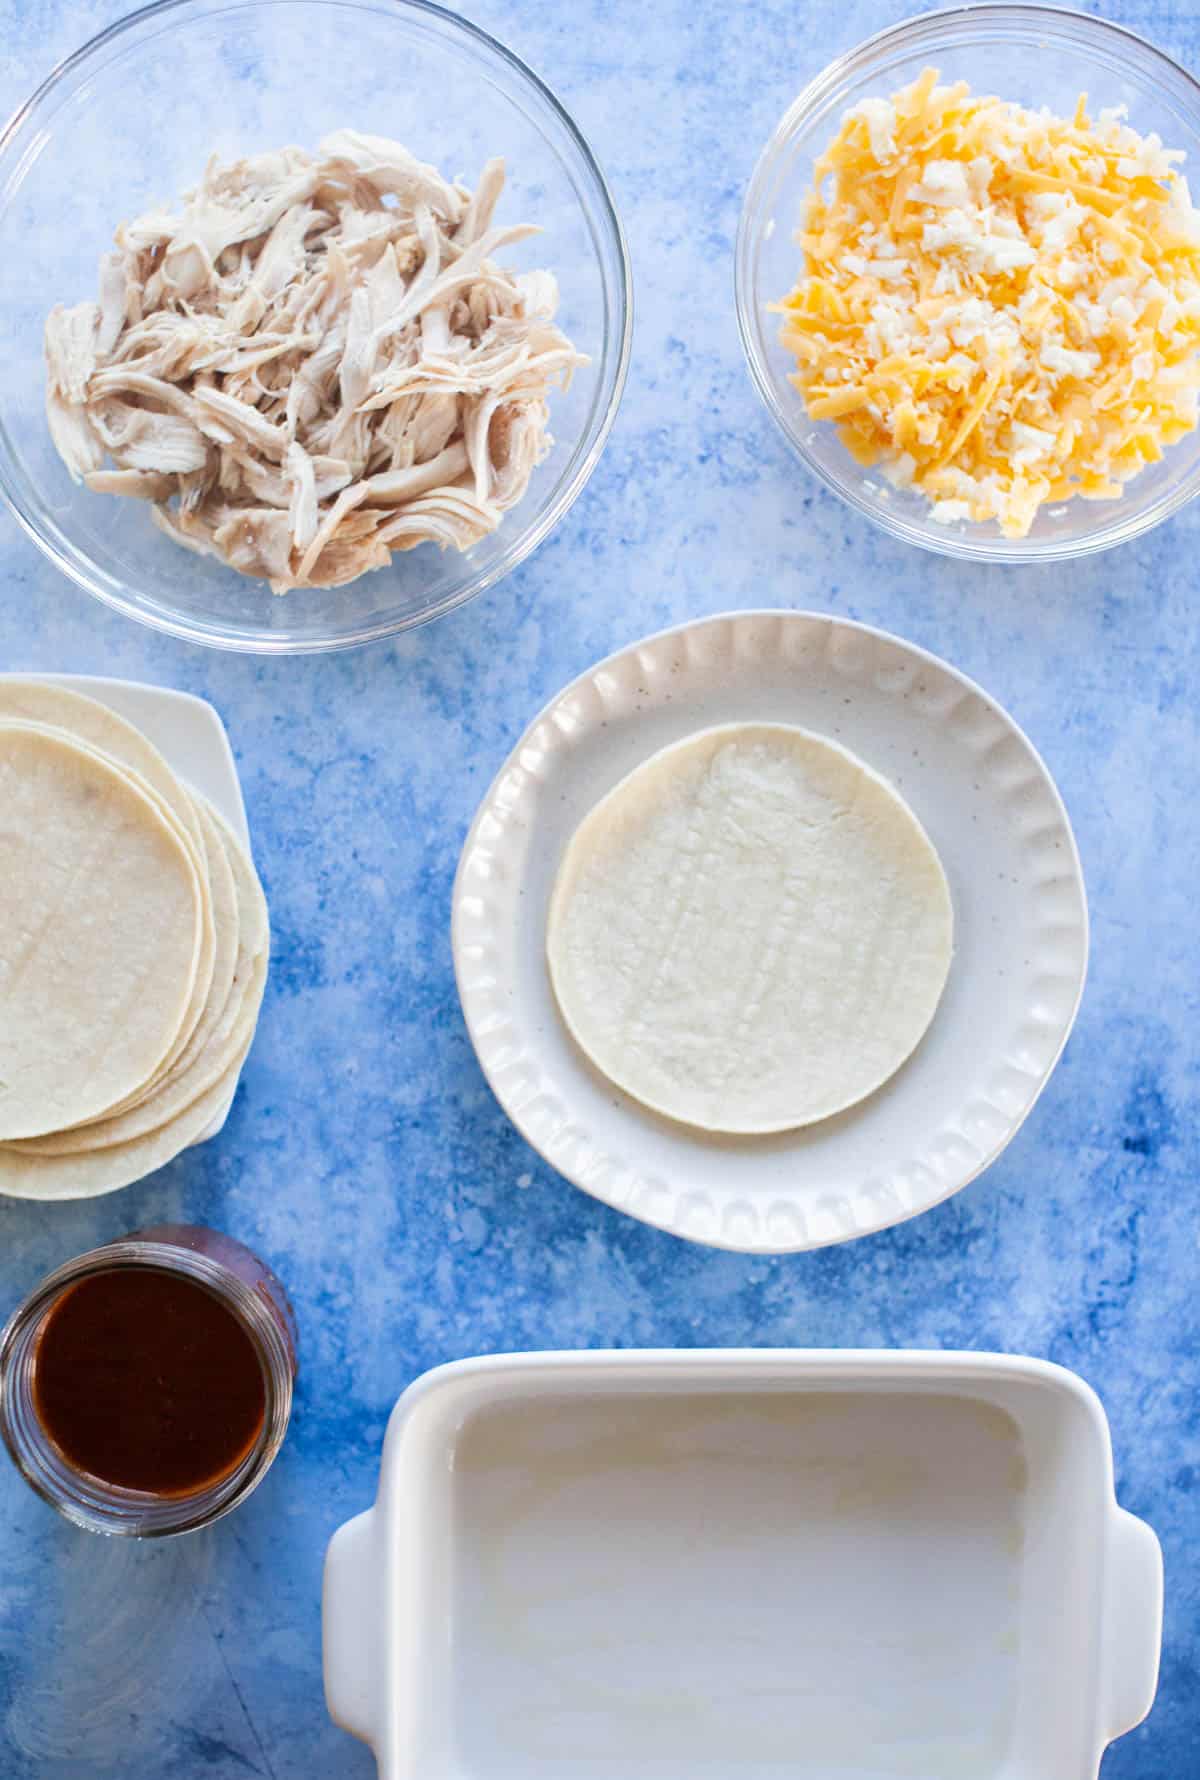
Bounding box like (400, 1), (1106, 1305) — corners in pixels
(735, 2), (1200, 565)
(0, 0), (633, 653)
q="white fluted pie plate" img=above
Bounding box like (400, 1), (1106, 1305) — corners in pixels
(452, 612), (1088, 1254)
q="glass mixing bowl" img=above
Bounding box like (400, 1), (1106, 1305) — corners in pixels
(0, 0), (630, 651)
(736, 4), (1200, 563)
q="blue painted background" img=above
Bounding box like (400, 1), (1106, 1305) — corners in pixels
(0, 0), (1197, 1774)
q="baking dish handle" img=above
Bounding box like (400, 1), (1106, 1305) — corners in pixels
(1100, 1507), (1163, 1743)
(323, 1509), (381, 1749)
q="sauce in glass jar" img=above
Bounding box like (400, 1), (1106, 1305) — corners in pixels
(0, 1226), (296, 1536)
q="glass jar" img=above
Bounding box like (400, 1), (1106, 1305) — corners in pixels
(0, 1225), (297, 1536)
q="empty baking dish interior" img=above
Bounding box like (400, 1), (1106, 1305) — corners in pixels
(403, 1376), (1109, 1780)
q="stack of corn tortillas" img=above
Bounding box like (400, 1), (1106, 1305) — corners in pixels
(0, 681), (268, 1200)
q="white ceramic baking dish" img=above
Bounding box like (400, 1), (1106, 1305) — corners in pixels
(324, 1350), (1161, 1780)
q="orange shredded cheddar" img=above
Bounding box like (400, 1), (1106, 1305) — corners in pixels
(774, 69), (1200, 536)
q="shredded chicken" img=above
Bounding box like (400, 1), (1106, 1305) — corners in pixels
(44, 133), (586, 593)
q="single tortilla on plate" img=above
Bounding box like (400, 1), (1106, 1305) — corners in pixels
(0, 722), (203, 1139)
(546, 723), (954, 1135)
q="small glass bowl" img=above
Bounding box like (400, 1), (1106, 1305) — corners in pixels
(0, 1227), (297, 1537)
(0, 0), (631, 651)
(736, 4), (1200, 563)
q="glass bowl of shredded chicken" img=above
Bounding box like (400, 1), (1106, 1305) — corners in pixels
(736, 4), (1200, 563)
(0, 0), (630, 651)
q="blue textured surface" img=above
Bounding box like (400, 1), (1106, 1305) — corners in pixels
(1, 1), (1198, 1774)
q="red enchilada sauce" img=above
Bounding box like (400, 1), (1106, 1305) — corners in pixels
(33, 1267), (266, 1495)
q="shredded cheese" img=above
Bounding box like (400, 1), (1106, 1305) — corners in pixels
(775, 71), (1200, 537)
